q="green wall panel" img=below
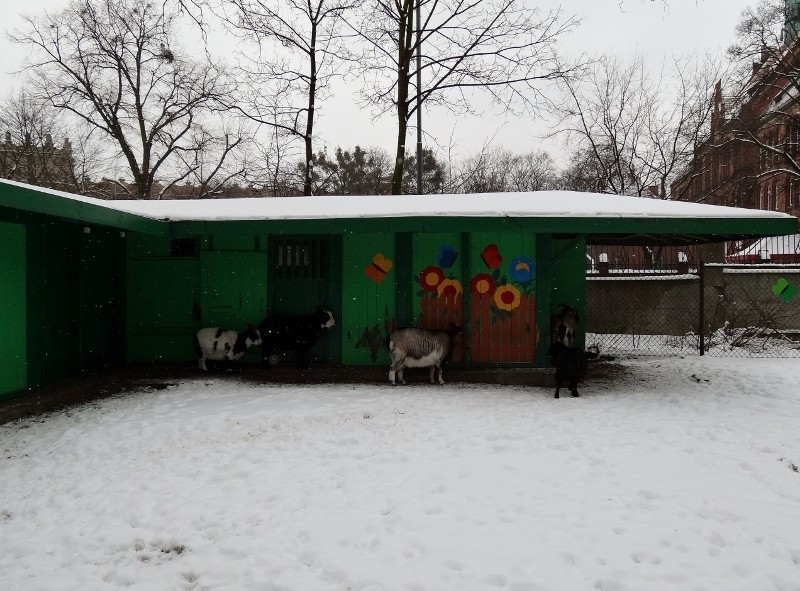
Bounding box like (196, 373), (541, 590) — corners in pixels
(127, 256), (200, 362)
(128, 233), (174, 258)
(200, 251), (267, 364)
(341, 233), (396, 365)
(550, 237), (587, 348)
(0, 222), (27, 397)
(201, 251), (267, 327)
(26, 222), (79, 388)
(79, 228), (124, 372)
(209, 235), (266, 251)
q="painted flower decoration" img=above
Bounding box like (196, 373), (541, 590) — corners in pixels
(470, 273), (496, 296)
(493, 284), (521, 311)
(481, 244), (502, 270)
(364, 253), (393, 284)
(437, 278), (463, 298)
(437, 244), (458, 269)
(419, 265), (445, 292)
(509, 256), (535, 283)
(773, 278), (798, 302)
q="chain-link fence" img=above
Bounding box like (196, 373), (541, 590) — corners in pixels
(585, 256), (800, 358)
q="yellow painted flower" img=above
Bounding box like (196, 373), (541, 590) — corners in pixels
(493, 284), (521, 311)
(437, 278), (463, 298)
(470, 273), (496, 296)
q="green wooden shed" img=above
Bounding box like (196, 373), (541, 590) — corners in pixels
(1, 178), (796, 399)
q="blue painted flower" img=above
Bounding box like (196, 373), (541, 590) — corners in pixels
(509, 256), (534, 283)
(437, 244), (458, 269)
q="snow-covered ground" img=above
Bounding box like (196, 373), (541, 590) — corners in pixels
(2, 357), (800, 591)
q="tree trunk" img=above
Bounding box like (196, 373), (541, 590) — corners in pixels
(391, 1), (414, 195)
(391, 99), (409, 195)
(304, 22), (318, 196)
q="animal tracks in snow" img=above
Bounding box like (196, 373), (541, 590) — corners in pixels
(132, 538), (187, 563)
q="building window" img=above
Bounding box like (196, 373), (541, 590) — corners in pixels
(768, 181), (777, 211)
(790, 125), (800, 154)
(273, 237), (327, 280)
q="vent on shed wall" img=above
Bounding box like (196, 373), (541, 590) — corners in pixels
(274, 238), (328, 280)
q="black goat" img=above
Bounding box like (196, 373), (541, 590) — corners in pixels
(550, 304), (580, 347)
(548, 342), (588, 399)
(257, 307), (335, 369)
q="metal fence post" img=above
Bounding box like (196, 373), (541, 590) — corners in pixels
(699, 261), (705, 356)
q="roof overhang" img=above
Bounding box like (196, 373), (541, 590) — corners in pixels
(0, 180), (169, 235)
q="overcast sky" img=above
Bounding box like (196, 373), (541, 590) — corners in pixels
(0, 0), (758, 163)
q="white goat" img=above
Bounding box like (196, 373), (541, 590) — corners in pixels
(194, 326), (262, 371)
(388, 326), (461, 385)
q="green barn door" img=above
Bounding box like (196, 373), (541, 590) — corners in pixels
(200, 251), (266, 364)
(0, 222), (26, 397)
(268, 236), (340, 364)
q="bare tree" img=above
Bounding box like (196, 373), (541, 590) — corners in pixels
(162, 120), (249, 198)
(247, 117), (305, 197)
(0, 90), (76, 190)
(12, 0), (241, 198)
(554, 56), (653, 196)
(453, 146), (556, 193)
(219, 0), (358, 196)
(354, 0), (579, 194)
(505, 150), (557, 192)
(728, 0), (799, 85)
(554, 54), (720, 198)
(642, 56), (723, 199)
(0, 89), (111, 195)
(558, 147), (614, 193)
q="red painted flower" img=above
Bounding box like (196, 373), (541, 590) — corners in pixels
(481, 244), (502, 269)
(419, 265), (445, 291)
(470, 273), (496, 296)
(437, 278), (463, 298)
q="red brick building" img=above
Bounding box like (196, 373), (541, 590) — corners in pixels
(672, 1), (800, 261)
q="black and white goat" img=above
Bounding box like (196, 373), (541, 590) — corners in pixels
(257, 306), (336, 369)
(548, 342), (588, 399)
(194, 325), (262, 371)
(550, 304), (580, 347)
(388, 326), (461, 385)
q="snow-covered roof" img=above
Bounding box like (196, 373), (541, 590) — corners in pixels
(101, 192), (800, 221)
(1, 179), (797, 246)
(0, 178), (793, 222)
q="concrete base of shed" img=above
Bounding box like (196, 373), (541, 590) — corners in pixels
(0, 361), (627, 426)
